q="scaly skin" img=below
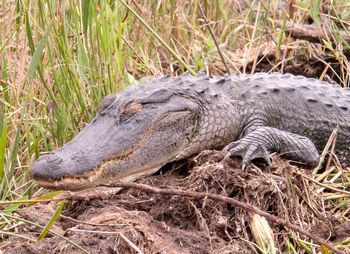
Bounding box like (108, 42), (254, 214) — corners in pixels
(31, 72), (350, 190)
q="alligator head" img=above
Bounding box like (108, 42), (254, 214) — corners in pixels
(31, 74), (239, 190)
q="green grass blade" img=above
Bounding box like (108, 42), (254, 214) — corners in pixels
(25, 12), (35, 54)
(82, 0), (91, 35)
(1, 56), (10, 103)
(277, 16), (286, 50)
(37, 201), (65, 240)
(31, 191), (64, 205)
(28, 23), (52, 80)
(0, 30), (15, 55)
(310, 0), (321, 27)
(0, 118), (7, 181)
(3, 196), (28, 214)
(8, 127), (20, 180)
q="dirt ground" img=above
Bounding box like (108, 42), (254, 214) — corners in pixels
(1, 150), (349, 254)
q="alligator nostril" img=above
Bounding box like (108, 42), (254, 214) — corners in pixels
(46, 154), (63, 164)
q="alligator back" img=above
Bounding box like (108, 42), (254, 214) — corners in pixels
(228, 73), (350, 163)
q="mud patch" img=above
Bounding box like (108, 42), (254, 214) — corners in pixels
(1, 151), (347, 253)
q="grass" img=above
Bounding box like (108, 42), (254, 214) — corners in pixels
(1, 0), (350, 253)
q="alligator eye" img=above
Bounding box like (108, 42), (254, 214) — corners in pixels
(122, 101), (143, 115)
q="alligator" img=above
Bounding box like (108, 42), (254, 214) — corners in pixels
(31, 72), (350, 190)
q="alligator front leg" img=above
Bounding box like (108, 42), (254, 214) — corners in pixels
(224, 127), (320, 169)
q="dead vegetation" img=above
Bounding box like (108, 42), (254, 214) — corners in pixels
(1, 152), (349, 253)
(1, 0), (350, 253)
(1, 151), (350, 254)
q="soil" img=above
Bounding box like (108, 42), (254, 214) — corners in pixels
(1, 151), (348, 254)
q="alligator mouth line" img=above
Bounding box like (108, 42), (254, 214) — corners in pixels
(35, 164), (163, 190)
(34, 114), (175, 190)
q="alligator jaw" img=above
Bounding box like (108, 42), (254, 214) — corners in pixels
(35, 165), (163, 191)
(31, 73), (235, 190)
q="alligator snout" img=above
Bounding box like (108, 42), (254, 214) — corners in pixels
(31, 153), (65, 180)
(31, 152), (94, 182)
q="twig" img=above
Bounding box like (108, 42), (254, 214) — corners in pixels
(275, 20), (350, 43)
(197, 2), (230, 74)
(100, 181), (344, 254)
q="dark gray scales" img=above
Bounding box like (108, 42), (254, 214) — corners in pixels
(138, 72), (350, 167)
(224, 73), (350, 167)
(31, 72), (350, 190)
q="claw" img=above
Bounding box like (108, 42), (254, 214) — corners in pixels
(224, 141), (272, 170)
(224, 127), (319, 168)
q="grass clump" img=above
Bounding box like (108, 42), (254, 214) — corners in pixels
(0, 0), (350, 253)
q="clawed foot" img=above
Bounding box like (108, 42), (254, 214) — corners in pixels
(222, 127), (320, 169)
(223, 140), (272, 170)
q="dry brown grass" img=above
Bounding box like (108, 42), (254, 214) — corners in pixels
(1, 0), (350, 253)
